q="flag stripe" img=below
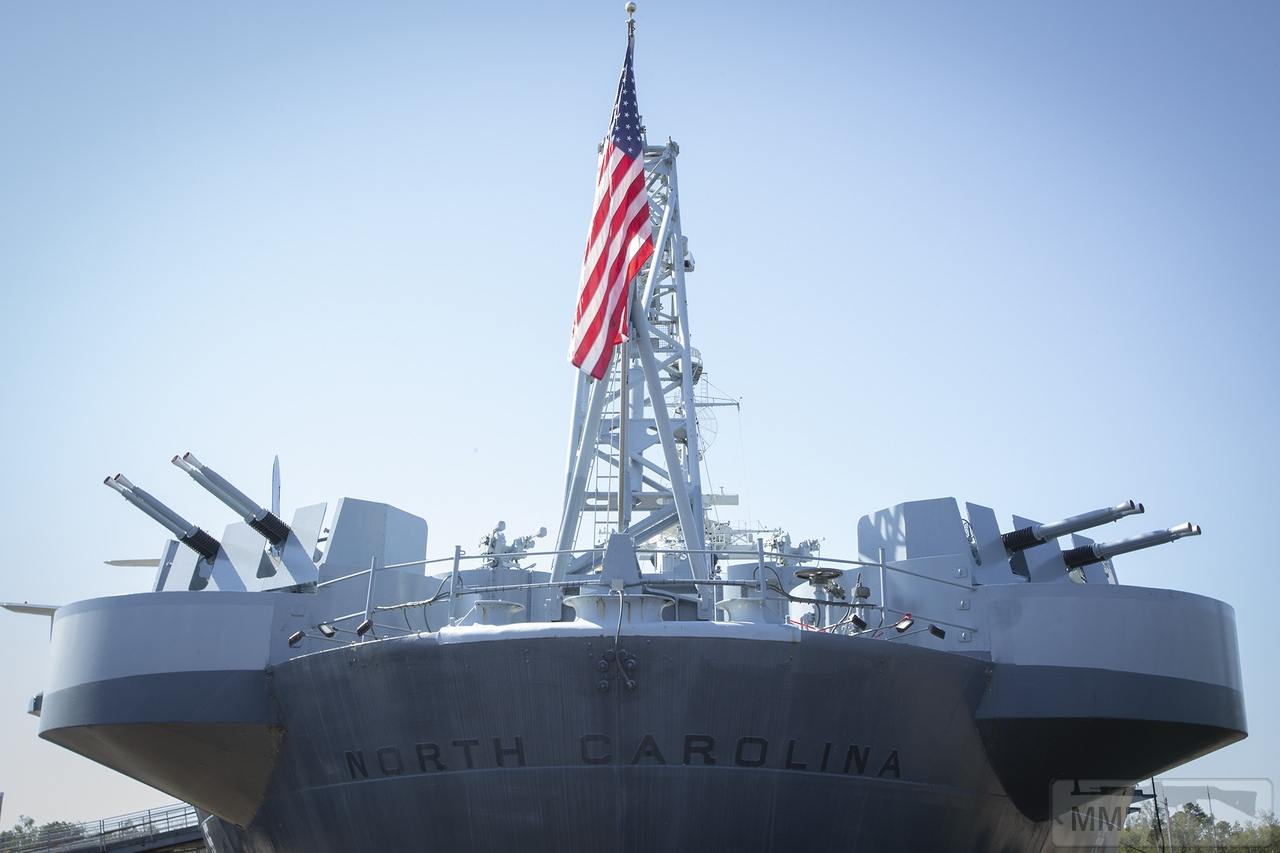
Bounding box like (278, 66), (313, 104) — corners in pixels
(576, 167), (644, 315)
(575, 218), (652, 372)
(574, 178), (649, 338)
(572, 213), (650, 369)
(578, 154), (646, 303)
(580, 155), (644, 294)
(582, 147), (629, 255)
(570, 168), (651, 368)
(572, 174), (650, 349)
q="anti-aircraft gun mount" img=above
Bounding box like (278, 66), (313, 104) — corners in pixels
(858, 496), (1205, 626)
(104, 453), (326, 593)
(172, 452), (291, 547)
(1061, 522), (1201, 569)
(105, 453), (295, 561)
(964, 498), (1201, 584)
(104, 473), (222, 563)
(999, 500), (1145, 555)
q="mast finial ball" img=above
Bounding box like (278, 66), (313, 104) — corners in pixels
(626, 2), (636, 18)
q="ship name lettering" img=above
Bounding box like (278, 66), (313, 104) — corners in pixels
(376, 747), (404, 776)
(734, 736), (767, 767)
(784, 739), (806, 770)
(494, 736), (526, 767)
(341, 736), (902, 781)
(452, 738), (480, 769)
(683, 734), (715, 765)
(416, 742), (445, 772)
(631, 733), (666, 764)
(581, 734), (611, 764)
(345, 750), (368, 779)
(844, 744), (869, 775)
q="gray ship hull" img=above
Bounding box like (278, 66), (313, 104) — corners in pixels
(44, 620), (1243, 852)
(254, 631), (1032, 851)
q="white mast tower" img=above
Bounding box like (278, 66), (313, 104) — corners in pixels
(553, 138), (733, 598)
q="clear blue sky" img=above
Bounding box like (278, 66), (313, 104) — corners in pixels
(1, 0), (1276, 825)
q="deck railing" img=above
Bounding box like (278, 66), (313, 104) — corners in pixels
(5, 803), (199, 853)
(295, 541), (979, 645)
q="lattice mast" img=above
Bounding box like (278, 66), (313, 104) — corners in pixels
(553, 140), (715, 581)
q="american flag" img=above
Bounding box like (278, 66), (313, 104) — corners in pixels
(568, 32), (654, 381)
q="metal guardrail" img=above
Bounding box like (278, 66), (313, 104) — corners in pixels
(5, 803), (199, 853)
(291, 541), (980, 646)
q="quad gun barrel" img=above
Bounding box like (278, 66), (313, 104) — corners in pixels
(172, 452), (291, 545)
(1001, 500), (1145, 554)
(1061, 522), (1202, 569)
(103, 474), (221, 561)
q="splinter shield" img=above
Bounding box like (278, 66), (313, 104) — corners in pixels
(1051, 778), (1273, 850)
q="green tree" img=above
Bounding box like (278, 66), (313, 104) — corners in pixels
(0, 815), (37, 852)
(35, 820), (83, 844)
(1168, 801), (1213, 851)
(1117, 804), (1280, 852)
(0, 815), (84, 852)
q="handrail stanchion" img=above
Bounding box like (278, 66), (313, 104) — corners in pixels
(877, 547), (887, 632)
(450, 545), (463, 624)
(756, 538), (767, 594)
(361, 556), (377, 642)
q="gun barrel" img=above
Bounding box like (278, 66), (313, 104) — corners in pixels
(1001, 500), (1144, 554)
(172, 452), (290, 545)
(103, 474), (221, 561)
(1062, 522), (1201, 569)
